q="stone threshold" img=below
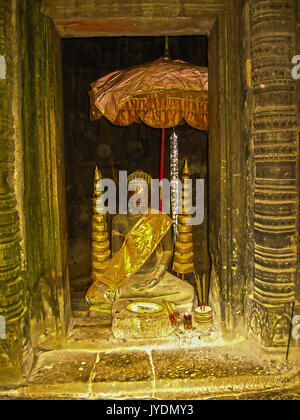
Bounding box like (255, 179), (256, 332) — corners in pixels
(36, 313), (225, 352)
(0, 340), (299, 400)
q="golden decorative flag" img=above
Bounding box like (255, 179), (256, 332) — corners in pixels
(88, 212), (173, 293)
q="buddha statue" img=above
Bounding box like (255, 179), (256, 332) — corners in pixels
(86, 170), (194, 319)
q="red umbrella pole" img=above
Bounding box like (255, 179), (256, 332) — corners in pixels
(159, 128), (165, 211)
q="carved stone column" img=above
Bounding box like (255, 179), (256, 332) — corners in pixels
(0, 0), (32, 382)
(248, 0), (299, 346)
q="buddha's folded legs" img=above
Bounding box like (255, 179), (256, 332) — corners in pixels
(116, 271), (195, 315)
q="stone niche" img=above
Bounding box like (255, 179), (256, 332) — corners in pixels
(63, 36), (210, 303)
(61, 18), (248, 343)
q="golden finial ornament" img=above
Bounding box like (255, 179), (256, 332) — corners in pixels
(164, 36), (170, 60)
(127, 170), (152, 187)
(172, 159), (195, 278)
(91, 166), (111, 282)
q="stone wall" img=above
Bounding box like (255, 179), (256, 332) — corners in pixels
(247, 0), (300, 346)
(0, 0), (31, 384)
(21, 0), (71, 347)
(206, 1), (247, 339)
(0, 0), (73, 382)
(296, 0), (300, 306)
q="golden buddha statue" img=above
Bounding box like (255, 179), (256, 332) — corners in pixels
(86, 170), (194, 319)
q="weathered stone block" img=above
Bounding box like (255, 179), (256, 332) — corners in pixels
(24, 350), (97, 397)
(92, 350), (153, 397)
(112, 299), (174, 339)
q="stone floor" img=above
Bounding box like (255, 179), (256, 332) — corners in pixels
(0, 325), (299, 399)
(0, 344), (299, 400)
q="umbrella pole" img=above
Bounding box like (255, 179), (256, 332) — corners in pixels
(286, 301), (295, 361)
(170, 129), (179, 237)
(159, 128), (165, 212)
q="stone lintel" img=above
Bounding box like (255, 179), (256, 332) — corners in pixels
(54, 16), (216, 38)
(40, 0), (234, 38)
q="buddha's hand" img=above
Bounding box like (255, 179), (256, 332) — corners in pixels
(131, 265), (166, 291)
(131, 278), (160, 291)
(85, 281), (116, 306)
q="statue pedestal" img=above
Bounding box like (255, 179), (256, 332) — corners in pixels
(89, 304), (112, 324)
(112, 299), (174, 340)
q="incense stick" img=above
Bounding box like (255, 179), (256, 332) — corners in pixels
(202, 274), (206, 311)
(286, 301), (295, 361)
(162, 300), (177, 327)
(195, 274), (202, 310)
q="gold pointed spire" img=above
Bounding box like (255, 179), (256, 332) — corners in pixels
(91, 166), (111, 281)
(172, 159), (195, 277)
(164, 36), (170, 60)
(94, 166), (101, 183)
(182, 159), (189, 178)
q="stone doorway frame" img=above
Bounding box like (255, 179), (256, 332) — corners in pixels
(41, 0), (247, 340)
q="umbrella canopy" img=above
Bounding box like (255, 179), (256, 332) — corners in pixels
(89, 57), (208, 130)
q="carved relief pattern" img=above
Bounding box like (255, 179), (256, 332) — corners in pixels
(248, 298), (299, 346)
(0, 0), (26, 366)
(249, 0), (299, 346)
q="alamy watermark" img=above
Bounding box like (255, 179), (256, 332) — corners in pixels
(292, 55), (300, 80)
(0, 56), (6, 80)
(96, 171), (204, 225)
(0, 315), (5, 340)
(292, 315), (300, 340)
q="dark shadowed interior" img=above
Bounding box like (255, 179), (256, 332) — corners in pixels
(63, 36), (210, 312)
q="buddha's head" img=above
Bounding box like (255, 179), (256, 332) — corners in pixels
(127, 170), (152, 214)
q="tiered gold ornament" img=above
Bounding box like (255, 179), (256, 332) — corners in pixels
(172, 159), (195, 278)
(92, 166), (111, 282)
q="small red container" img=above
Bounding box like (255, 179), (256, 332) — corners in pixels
(183, 313), (192, 330)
